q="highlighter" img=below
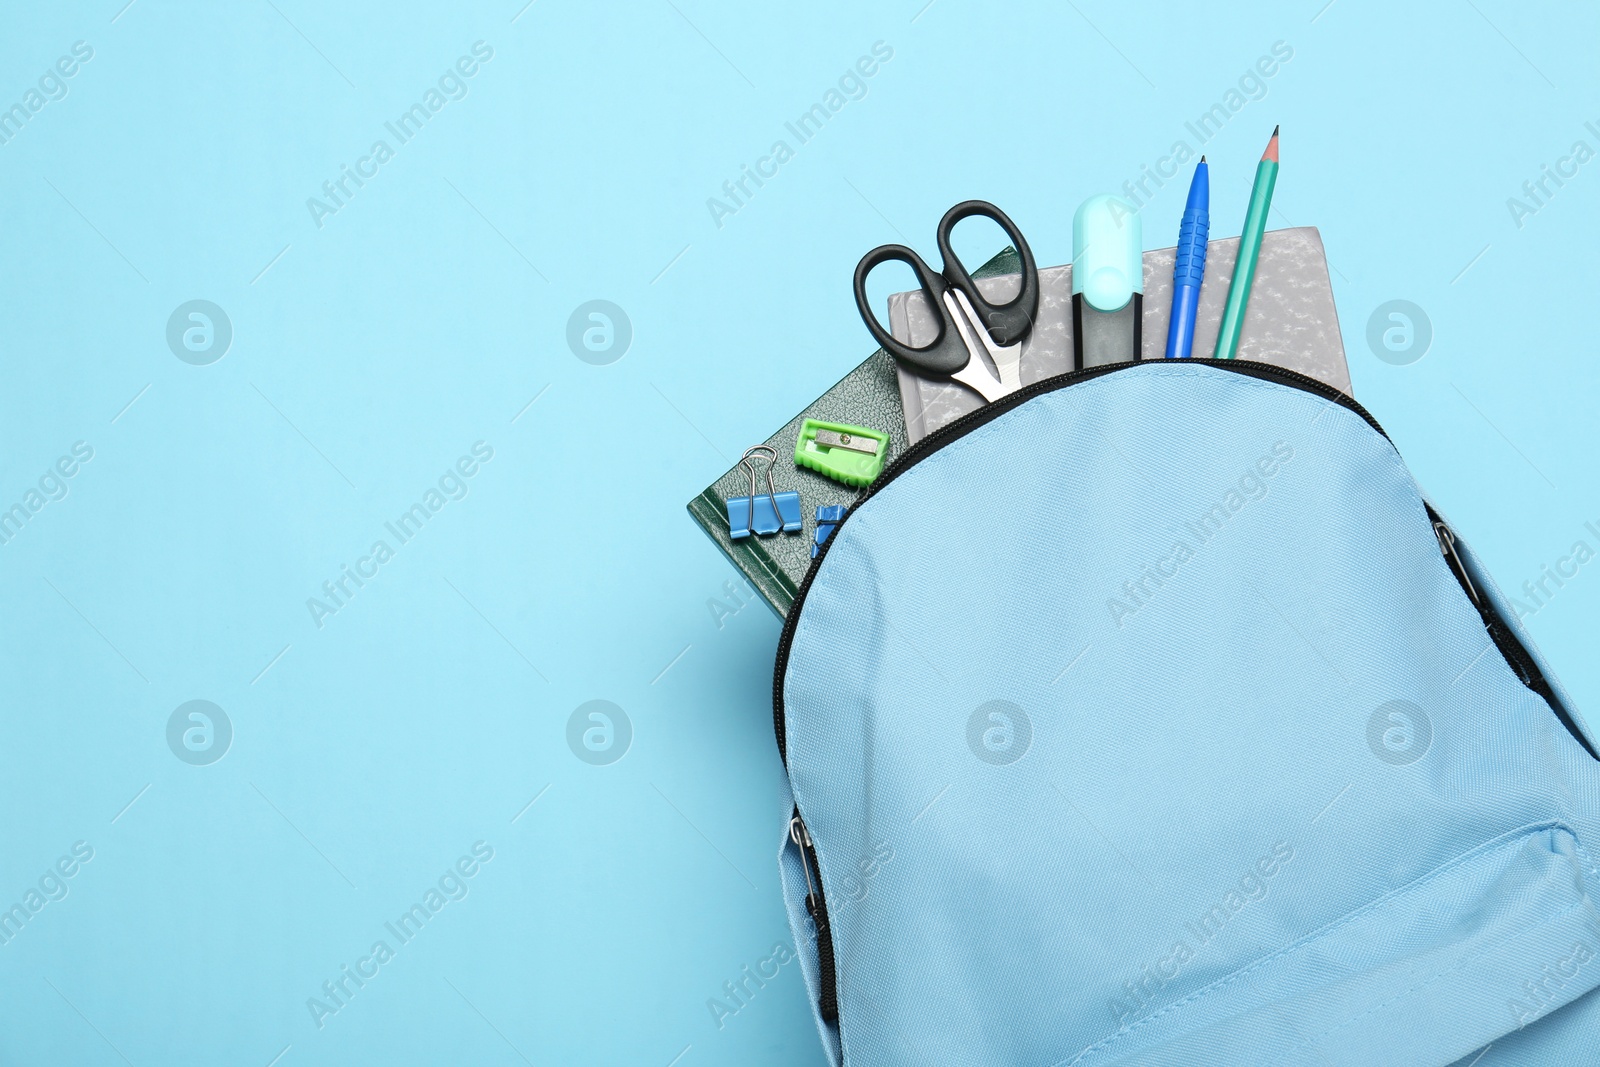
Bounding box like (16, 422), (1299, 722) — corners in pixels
(1072, 194), (1144, 369)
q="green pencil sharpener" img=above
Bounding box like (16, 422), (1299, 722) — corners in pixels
(794, 419), (889, 487)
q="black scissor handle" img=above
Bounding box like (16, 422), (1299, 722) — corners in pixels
(935, 200), (1039, 347)
(852, 243), (972, 377)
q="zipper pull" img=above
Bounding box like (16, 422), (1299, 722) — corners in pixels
(1434, 520), (1483, 609)
(790, 813), (839, 1023)
(789, 814), (818, 899)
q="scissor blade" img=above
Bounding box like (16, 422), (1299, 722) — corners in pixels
(945, 288), (1023, 399)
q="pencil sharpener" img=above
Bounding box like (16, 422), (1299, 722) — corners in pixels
(794, 419), (889, 487)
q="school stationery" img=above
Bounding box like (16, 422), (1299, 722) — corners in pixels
(1071, 194), (1143, 368)
(811, 505), (845, 559)
(725, 445), (801, 538)
(1165, 157), (1210, 359)
(1214, 126), (1280, 359)
(893, 227), (1349, 444)
(687, 247), (1025, 617)
(795, 419), (889, 487)
(853, 200), (1039, 404)
(690, 229), (1350, 614)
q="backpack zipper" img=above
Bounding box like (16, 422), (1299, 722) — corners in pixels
(770, 357), (1595, 1029)
(789, 813), (839, 1022)
(1430, 510), (1596, 759)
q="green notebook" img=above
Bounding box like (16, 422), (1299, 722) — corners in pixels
(687, 250), (1021, 617)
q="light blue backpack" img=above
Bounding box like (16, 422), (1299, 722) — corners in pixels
(775, 360), (1600, 1066)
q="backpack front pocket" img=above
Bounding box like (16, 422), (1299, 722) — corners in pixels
(1067, 823), (1600, 1067)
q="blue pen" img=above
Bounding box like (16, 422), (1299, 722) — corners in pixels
(1164, 157), (1209, 359)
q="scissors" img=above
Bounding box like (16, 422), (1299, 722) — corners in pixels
(852, 200), (1040, 404)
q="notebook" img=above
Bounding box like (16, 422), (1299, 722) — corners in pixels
(689, 228), (1350, 617)
(892, 227), (1349, 443)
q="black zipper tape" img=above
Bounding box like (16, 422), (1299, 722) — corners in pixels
(806, 883), (838, 1022)
(1428, 505), (1597, 759)
(770, 357), (1593, 1030)
(789, 811), (838, 1021)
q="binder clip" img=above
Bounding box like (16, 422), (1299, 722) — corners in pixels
(727, 445), (802, 540)
(812, 504), (846, 558)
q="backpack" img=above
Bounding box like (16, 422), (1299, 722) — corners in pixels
(774, 359), (1600, 1066)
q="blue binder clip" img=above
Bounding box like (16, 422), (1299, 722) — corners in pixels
(727, 445), (802, 540)
(811, 504), (846, 558)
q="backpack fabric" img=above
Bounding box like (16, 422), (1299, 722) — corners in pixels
(774, 360), (1600, 1066)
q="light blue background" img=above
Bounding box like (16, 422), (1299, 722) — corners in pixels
(0, 1), (1595, 1064)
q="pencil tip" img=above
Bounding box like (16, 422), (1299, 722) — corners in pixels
(1199, 155), (1206, 163)
(1272, 124), (1280, 136)
(1262, 126), (1280, 163)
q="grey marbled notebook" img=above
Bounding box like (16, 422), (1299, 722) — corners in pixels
(888, 227), (1351, 443)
